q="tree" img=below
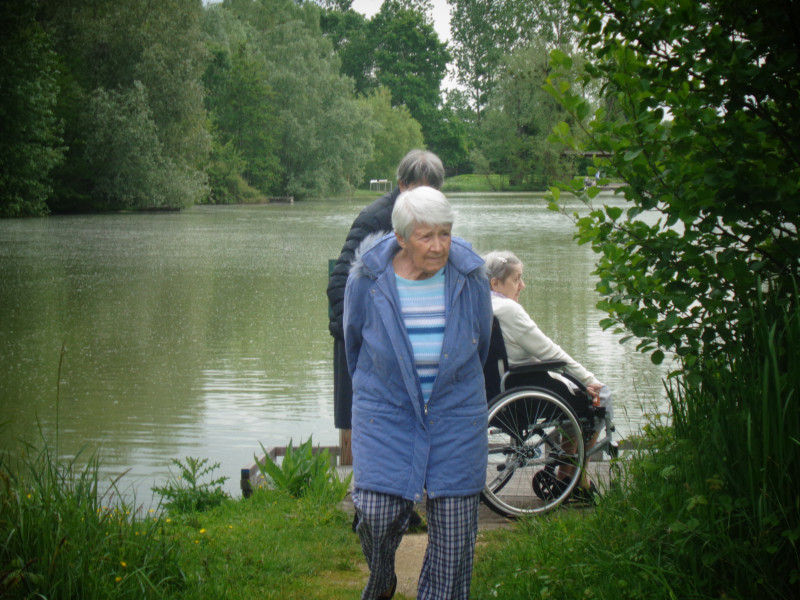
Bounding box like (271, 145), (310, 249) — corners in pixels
(420, 103), (469, 174)
(319, 7), (376, 96)
(546, 0), (800, 366)
(132, 0), (210, 172)
(82, 82), (205, 210)
(226, 0), (373, 197)
(448, 0), (579, 120)
(39, 0), (209, 211)
(312, 0), (353, 9)
(370, 1), (451, 159)
(480, 43), (575, 188)
(359, 87), (424, 181)
(371, 2), (448, 122)
(548, 4), (800, 595)
(448, 0), (517, 120)
(0, 0), (63, 217)
(203, 8), (282, 199)
(319, 0), (462, 166)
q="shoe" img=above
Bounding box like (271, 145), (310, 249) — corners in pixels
(533, 472), (570, 500)
(568, 481), (600, 504)
(378, 574), (397, 599)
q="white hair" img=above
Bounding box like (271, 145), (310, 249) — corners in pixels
(391, 186), (454, 240)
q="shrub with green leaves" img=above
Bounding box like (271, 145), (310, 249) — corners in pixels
(255, 438), (351, 505)
(546, 0), (800, 369)
(540, 2), (799, 596)
(152, 456), (229, 515)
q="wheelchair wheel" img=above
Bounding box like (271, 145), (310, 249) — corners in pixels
(481, 387), (585, 518)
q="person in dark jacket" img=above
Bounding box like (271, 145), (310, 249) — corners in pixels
(344, 186), (492, 600)
(326, 150), (445, 430)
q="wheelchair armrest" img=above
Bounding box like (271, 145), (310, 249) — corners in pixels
(506, 359), (568, 374)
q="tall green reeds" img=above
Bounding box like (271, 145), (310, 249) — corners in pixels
(668, 279), (800, 597)
(0, 441), (185, 598)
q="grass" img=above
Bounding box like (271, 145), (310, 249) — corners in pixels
(2, 429), (797, 599)
(472, 442), (726, 600)
(471, 432), (797, 600)
(0, 442), (185, 599)
(470, 282), (800, 600)
(3, 287), (797, 598)
(442, 173), (518, 193)
(0, 439), (364, 599)
(171, 489), (364, 599)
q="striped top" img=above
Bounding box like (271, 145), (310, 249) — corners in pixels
(395, 268), (446, 408)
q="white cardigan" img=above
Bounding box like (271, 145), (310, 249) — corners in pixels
(491, 293), (600, 387)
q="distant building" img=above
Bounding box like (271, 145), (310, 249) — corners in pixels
(369, 179), (393, 192)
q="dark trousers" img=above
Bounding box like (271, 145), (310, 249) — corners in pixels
(333, 338), (353, 429)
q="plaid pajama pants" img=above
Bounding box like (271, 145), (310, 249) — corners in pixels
(352, 488), (480, 600)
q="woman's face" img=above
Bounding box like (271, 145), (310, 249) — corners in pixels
(491, 263), (525, 302)
(396, 222), (452, 279)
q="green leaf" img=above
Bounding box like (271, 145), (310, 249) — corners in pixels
(549, 48), (572, 69)
(623, 147), (643, 161)
(606, 206), (623, 221)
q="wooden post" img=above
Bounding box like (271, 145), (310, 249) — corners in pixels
(240, 468), (253, 498)
(339, 429), (353, 465)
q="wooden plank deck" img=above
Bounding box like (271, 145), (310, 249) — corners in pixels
(242, 445), (622, 529)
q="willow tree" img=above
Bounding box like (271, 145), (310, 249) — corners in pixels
(202, 7), (282, 202)
(218, 0), (371, 197)
(40, 0), (210, 211)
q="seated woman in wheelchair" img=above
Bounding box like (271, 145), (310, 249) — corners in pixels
(482, 250), (613, 501)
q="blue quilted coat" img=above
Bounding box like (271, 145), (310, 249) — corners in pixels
(343, 233), (492, 501)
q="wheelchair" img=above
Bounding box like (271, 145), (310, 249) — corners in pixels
(481, 318), (618, 518)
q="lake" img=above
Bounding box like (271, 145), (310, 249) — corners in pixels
(0, 193), (668, 504)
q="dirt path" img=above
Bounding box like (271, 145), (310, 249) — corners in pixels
(394, 533), (428, 599)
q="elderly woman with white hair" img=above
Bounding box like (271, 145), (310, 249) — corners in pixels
(344, 186), (492, 600)
(482, 249), (613, 501)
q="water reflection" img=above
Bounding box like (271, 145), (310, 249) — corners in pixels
(0, 194), (668, 503)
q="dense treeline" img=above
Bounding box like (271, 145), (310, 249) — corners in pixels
(0, 0), (423, 215)
(1, 0), (589, 216)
